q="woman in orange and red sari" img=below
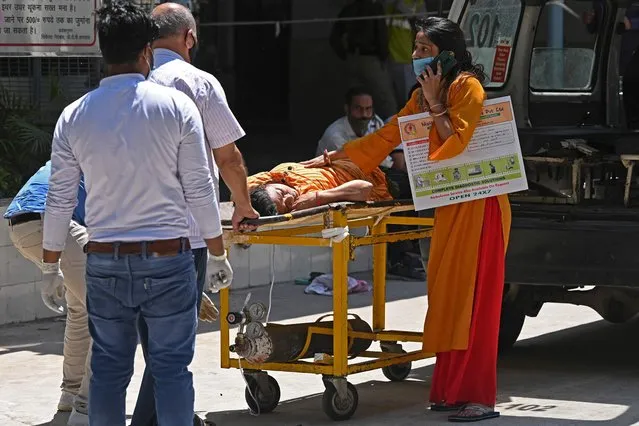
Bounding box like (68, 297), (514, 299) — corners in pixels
(302, 16), (511, 422)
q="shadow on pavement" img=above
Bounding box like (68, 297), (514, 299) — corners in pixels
(0, 317), (66, 357)
(204, 316), (639, 425)
(32, 413), (133, 426)
(204, 378), (434, 426)
(7, 283), (639, 424)
(32, 411), (69, 426)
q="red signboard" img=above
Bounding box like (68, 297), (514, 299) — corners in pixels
(491, 44), (512, 83)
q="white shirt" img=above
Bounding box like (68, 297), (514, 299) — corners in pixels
(150, 48), (246, 249)
(316, 115), (395, 168)
(43, 73), (222, 251)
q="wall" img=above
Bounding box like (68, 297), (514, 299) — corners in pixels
(0, 200), (58, 325)
(288, 0), (354, 160)
(0, 199), (372, 325)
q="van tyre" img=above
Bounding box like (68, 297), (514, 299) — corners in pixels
(498, 294), (526, 353)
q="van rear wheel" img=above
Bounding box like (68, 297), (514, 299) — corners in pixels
(498, 291), (526, 353)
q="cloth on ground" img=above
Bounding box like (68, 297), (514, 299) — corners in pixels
(304, 274), (371, 296)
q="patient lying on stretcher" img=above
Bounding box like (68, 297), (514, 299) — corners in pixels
(247, 159), (409, 216)
(247, 159), (423, 279)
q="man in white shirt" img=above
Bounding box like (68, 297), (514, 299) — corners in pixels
(42, 2), (232, 425)
(316, 87), (397, 169)
(131, 4), (258, 425)
(150, 2), (257, 232)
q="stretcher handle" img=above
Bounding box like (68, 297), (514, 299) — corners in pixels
(221, 199), (416, 227)
(228, 204), (332, 227)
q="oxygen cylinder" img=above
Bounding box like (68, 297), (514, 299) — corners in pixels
(230, 314), (373, 364)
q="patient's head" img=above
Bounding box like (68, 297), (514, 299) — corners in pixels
(250, 183), (299, 216)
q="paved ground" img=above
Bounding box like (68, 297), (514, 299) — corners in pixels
(2, 275), (639, 426)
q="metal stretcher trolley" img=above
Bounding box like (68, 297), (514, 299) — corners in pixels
(219, 200), (434, 421)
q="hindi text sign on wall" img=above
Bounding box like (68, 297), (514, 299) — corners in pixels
(0, 0), (100, 56)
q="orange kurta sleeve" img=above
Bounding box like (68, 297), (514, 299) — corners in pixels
(343, 90), (422, 174)
(428, 76), (486, 161)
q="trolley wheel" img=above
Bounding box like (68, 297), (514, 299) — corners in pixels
(244, 374), (281, 414)
(322, 382), (358, 421)
(380, 346), (411, 382)
(381, 360), (412, 382)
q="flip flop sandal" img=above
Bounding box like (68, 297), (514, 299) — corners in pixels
(430, 403), (466, 412)
(448, 404), (500, 423)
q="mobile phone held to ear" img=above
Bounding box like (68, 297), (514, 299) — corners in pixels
(429, 51), (457, 76)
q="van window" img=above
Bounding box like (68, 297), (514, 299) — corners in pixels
(459, 0), (523, 88)
(530, 0), (599, 91)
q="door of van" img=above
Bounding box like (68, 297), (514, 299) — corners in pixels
(526, 0), (610, 128)
(449, 0), (614, 125)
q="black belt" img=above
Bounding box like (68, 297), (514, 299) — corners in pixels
(7, 212), (41, 226)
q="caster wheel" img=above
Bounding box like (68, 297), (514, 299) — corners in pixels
(380, 347), (411, 381)
(322, 382), (358, 421)
(382, 361), (412, 381)
(245, 374), (281, 414)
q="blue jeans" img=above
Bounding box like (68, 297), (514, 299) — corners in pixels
(85, 245), (198, 426)
(131, 247), (208, 426)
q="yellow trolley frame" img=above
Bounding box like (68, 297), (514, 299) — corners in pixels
(219, 200), (434, 420)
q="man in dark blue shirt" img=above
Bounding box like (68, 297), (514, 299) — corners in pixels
(4, 161), (91, 426)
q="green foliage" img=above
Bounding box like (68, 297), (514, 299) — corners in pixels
(0, 83), (58, 198)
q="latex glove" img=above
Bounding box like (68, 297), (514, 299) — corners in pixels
(206, 250), (233, 293)
(40, 261), (66, 314)
(198, 292), (219, 322)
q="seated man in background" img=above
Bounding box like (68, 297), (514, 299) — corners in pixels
(317, 87), (395, 169)
(248, 159), (424, 279)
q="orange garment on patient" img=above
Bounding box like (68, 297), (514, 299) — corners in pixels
(343, 74), (512, 353)
(247, 160), (392, 201)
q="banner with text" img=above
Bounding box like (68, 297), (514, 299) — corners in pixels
(399, 96), (528, 211)
(0, 0), (101, 56)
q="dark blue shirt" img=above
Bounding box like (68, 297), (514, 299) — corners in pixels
(3, 161), (87, 226)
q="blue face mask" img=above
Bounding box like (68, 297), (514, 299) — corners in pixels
(413, 56), (434, 77)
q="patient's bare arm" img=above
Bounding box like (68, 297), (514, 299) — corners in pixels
(300, 149), (348, 168)
(291, 180), (373, 211)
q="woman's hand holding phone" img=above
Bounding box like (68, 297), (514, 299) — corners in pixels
(418, 61), (443, 107)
